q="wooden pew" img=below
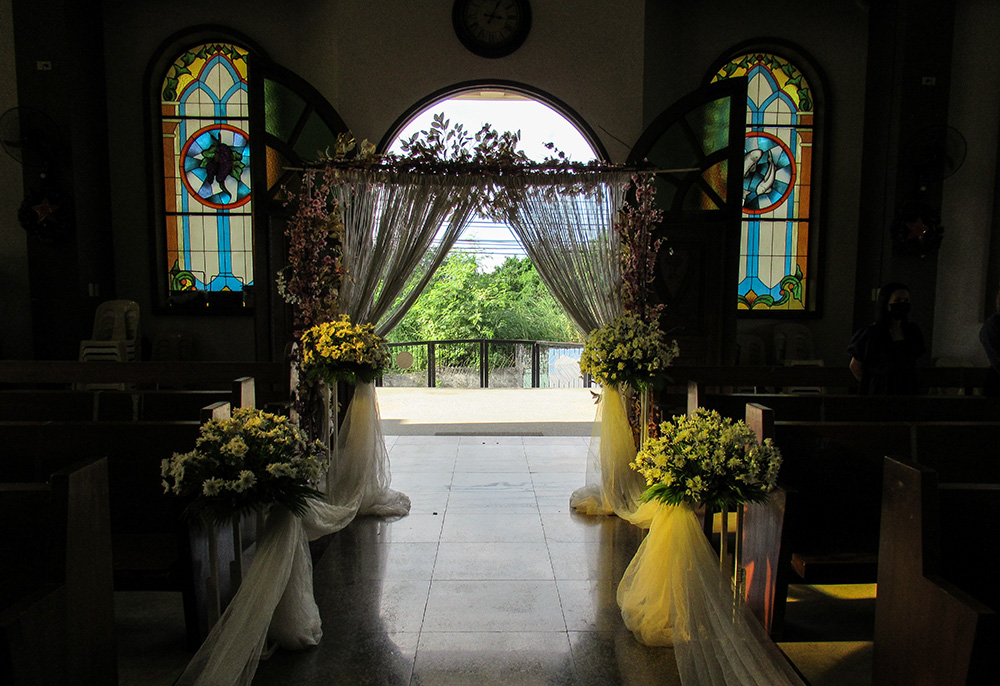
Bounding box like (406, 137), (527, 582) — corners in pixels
(0, 397), (258, 647)
(740, 403), (796, 639)
(688, 386), (1000, 424)
(0, 375), (260, 422)
(0, 457), (115, 685)
(873, 457), (999, 685)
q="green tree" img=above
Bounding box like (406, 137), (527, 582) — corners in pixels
(387, 253), (579, 347)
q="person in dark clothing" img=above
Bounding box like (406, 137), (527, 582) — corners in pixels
(979, 292), (1000, 396)
(848, 282), (925, 394)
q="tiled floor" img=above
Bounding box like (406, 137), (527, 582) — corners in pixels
(117, 433), (873, 685)
(252, 434), (680, 685)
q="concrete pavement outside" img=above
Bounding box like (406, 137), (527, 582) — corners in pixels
(376, 387), (598, 435)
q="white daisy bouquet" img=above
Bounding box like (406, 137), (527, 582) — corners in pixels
(631, 408), (781, 510)
(161, 407), (328, 523)
(300, 314), (391, 385)
(579, 311), (678, 390)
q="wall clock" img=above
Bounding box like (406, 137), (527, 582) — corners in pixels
(452, 0), (532, 59)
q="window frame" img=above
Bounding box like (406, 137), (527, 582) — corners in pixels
(706, 41), (827, 317)
(145, 26), (268, 315)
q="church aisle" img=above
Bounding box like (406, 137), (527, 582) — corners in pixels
(252, 435), (681, 685)
(116, 433), (871, 685)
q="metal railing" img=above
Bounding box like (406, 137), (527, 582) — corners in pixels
(379, 339), (592, 389)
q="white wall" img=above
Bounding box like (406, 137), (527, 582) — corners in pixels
(933, 0), (1000, 365)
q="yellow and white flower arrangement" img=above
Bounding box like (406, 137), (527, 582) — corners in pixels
(579, 311), (678, 390)
(299, 314), (391, 385)
(161, 407), (328, 523)
(631, 408), (781, 510)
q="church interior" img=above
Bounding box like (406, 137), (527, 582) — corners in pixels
(1, 1), (999, 684)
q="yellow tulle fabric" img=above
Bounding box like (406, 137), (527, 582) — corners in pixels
(569, 385), (648, 518)
(617, 501), (804, 685)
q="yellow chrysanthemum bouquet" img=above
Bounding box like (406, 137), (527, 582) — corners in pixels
(631, 408), (781, 510)
(299, 314), (391, 385)
(161, 407), (328, 523)
(579, 311), (678, 390)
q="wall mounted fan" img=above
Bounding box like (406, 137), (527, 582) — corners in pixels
(902, 124), (968, 190)
(891, 125), (967, 256)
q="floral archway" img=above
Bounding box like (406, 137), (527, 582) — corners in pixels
(174, 119), (799, 686)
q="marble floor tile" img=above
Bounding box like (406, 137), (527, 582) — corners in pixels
(366, 513), (445, 543)
(453, 455), (529, 472)
(422, 580), (566, 632)
(556, 578), (624, 632)
(520, 435), (590, 446)
(450, 470), (533, 491)
(444, 489), (539, 513)
(412, 631), (574, 686)
(440, 512), (544, 542)
(114, 434), (864, 685)
(457, 435), (526, 445)
(254, 631), (419, 685)
(313, 578), (432, 634)
(541, 511), (617, 543)
(399, 489), (451, 515)
(315, 541), (440, 581)
(389, 470), (455, 491)
(432, 541), (554, 580)
(536, 494), (576, 514)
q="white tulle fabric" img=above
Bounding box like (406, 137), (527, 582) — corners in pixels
(174, 498), (358, 686)
(328, 382), (410, 516)
(175, 383), (408, 684)
(569, 386), (648, 518)
(618, 503), (804, 686)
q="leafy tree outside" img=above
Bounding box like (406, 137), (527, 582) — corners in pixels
(387, 253), (580, 368)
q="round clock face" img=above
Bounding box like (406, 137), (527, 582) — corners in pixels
(453, 0), (532, 58)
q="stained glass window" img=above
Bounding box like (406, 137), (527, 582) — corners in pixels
(161, 43), (253, 294)
(712, 53), (815, 312)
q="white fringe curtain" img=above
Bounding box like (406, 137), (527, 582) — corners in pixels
(496, 171), (647, 518)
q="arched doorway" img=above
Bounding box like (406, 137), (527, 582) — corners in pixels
(377, 84), (606, 395)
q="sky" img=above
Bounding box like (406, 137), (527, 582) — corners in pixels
(386, 93), (598, 270)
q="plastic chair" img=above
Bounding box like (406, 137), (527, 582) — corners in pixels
(79, 300), (140, 362)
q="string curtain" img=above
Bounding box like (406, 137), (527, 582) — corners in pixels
(499, 170), (631, 337)
(496, 170), (647, 518)
(331, 169), (482, 336)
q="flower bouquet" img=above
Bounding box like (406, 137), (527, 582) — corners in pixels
(161, 407), (329, 524)
(631, 408), (781, 510)
(299, 314), (390, 385)
(580, 311), (678, 390)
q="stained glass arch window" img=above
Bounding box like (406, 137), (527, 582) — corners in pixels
(160, 42), (254, 298)
(710, 49), (822, 313)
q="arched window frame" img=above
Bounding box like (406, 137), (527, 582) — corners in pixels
(707, 42), (827, 315)
(145, 26), (267, 315)
(377, 79), (610, 162)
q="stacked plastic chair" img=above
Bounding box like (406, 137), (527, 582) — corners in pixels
(79, 300), (140, 362)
